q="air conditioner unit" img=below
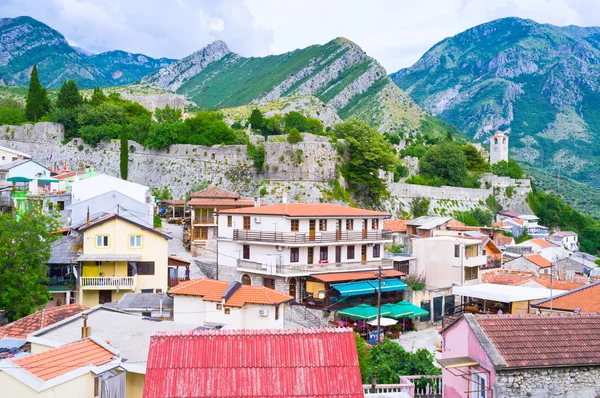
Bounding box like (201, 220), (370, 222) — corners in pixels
(258, 308), (269, 317)
(254, 217), (262, 224)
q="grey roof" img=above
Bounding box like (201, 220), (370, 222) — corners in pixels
(115, 293), (173, 310)
(77, 254), (141, 262)
(0, 337), (27, 350)
(0, 158), (29, 171)
(48, 235), (82, 265)
(29, 306), (199, 374)
(407, 216), (452, 230)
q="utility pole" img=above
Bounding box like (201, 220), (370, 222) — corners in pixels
(377, 265), (382, 343)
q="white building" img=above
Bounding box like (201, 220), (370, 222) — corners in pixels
(0, 159), (52, 187)
(549, 231), (579, 252)
(217, 203), (393, 299)
(490, 130), (509, 164)
(412, 236), (488, 289)
(67, 190), (154, 227)
(0, 145), (30, 166)
(70, 174), (151, 205)
(170, 279), (293, 329)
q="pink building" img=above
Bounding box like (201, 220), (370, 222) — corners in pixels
(440, 313), (600, 397)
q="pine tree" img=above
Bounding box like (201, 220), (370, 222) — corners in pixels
(90, 86), (107, 106)
(56, 80), (83, 109)
(120, 118), (129, 180)
(25, 65), (50, 122)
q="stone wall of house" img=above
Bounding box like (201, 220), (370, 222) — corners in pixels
(495, 367), (600, 398)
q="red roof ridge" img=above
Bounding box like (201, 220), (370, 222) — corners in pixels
(153, 327), (354, 338)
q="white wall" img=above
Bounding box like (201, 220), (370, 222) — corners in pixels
(71, 174), (149, 203)
(0, 147), (30, 166)
(173, 295), (284, 329)
(8, 161), (51, 179)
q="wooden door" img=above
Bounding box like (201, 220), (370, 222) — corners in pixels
(99, 290), (112, 305)
(362, 219), (368, 239)
(309, 219), (316, 241)
(336, 219), (342, 240)
(361, 245), (367, 262)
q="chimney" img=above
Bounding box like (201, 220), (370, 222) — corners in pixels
(81, 313), (91, 338)
(86, 206), (90, 225)
(254, 196), (260, 207)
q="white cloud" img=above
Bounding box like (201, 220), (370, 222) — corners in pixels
(0, 0), (598, 72)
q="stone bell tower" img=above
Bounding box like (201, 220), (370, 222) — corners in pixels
(490, 131), (509, 165)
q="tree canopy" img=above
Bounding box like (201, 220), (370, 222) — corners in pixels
(56, 80), (84, 109)
(461, 144), (490, 172)
(491, 159), (524, 179)
(419, 142), (468, 186)
(25, 64), (50, 122)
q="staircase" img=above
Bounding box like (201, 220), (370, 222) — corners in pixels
(285, 303), (325, 328)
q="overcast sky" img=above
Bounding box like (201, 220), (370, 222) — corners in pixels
(2, 0), (600, 72)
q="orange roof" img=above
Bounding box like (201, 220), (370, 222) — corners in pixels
(13, 339), (114, 381)
(311, 270), (404, 283)
(483, 272), (586, 290)
(492, 221), (510, 227)
(508, 218), (525, 225)
(496, 235), (515, 246)
(188, 198), (255, 207)
(447, 219), (466, 228)
(383, 219), (409, 232)
(169, 279), (293, 308)
(0, 305), (87, 339)
(525, 253), (552, 268)
(190, 186), (240, 199)
(219, 203), (390, 218)
(527, 238), (554, 248)
(533, 281), (600, 312)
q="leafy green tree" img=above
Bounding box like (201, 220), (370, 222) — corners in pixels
(354, 333), (371, 382)
(145, 122), (189, 149)
(153, 214), (162, 228)
(263, 114), (285, 135)
(410, 197), (430, 218)
(334, 119), (397, 205)
(491, 159), (524, 179)
(461, 144), (490, 172)
(0, 107), (26, 125)
(90, 86), (107, 106)
(0, 98), (23, 109)
(120, 118), (128, 180)
(184, 112), (237, 146)
(393, 164), (409, 182)
(155, 105), (182, 123)
(186, 181), (210, 202)
(56, 80), (83, 109)
(0, 210), (60, 320)
(419, 142), (468, 187)
(152, 187), (173, 201)
(284, 111), (308, 132)
(368, 339), (440, 385)
(249, 108), (265, 132)
(401, 143), (428, 158)
(247, 142), (265, 171)
(455, 208), (494, 226)
(77, 102), (125, 127)
(79, 123), (121, 147)
(25, 64), (50, 122)
(304, 117), (324, 134)
(287, 128), (303, 143)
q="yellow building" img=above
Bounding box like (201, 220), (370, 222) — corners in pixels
(74, 213), (171, 307)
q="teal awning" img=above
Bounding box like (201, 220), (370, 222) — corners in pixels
(332, 278), (408, 297)
(38, 178), (59, 183)
(7, 176), (32, 182)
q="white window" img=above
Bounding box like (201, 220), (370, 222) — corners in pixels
(96, 236), (109, 247)
(129, 235), (142, 248)
(471, 373), (487, 398)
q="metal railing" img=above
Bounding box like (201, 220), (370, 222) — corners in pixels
(233, 229), (392, 244)
(193, 217), (216, 225)
(80, 276), (135, 289)
(168, 277), (189, 287)
(363, 375), (442, 397)
(237, 258), (393, 275)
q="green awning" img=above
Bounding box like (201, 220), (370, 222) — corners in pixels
(338, 304), (387, 321)
(332, 278), (408, 297)
(7, 176), (32, 182)
(38, 178), (59, 183)
(382, 301), (430, 319)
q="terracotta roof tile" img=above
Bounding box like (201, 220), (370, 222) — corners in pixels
(508, 218), (525, 225)
(169, 279), (293, 307)
(492, 221), (510, 227)
(483, 272), (586, 290)
(496, 235), (515, 246)
(475, 314), (600, 368)
(219, 203), (390, 217)
(527, 238), (554, 248)
(447, 219), (466, 228)
(190, 186), (240, 199)
(532, 281), (600, 312)
(143, 328), (363, 397)
(311, 270), (404, 283)
(188, 198), (255, 207)
(525, 253), (552, 268)
(0, 305), (87, 339)
(383, 219), (409, 232)
(13, 339), (114, 381)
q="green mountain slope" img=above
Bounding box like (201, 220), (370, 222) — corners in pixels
(0, 16), (175, 88)
(145, 38), (428, 134)
(391, 17), (600, 188)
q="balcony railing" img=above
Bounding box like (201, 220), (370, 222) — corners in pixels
(168, 277), (190, 287)
(193, 217), (216, 225)
(80, 276), (135, 289)
(233, 229), (392, 244)
(237, 258), (393, 275)
(363, 375), (442, 397)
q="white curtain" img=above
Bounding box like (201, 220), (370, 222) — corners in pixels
(100, 371), (126, 398)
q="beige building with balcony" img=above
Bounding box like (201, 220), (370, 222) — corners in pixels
(74, 213), (171, 307)
(216, 203), (392, 300)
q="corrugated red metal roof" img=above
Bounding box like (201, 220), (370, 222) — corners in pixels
(143, 328), (363, 398)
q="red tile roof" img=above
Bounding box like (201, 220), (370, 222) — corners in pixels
(532, 281), (600, 313)
(383, 219), (409, 232)
(311, 270), (404, 283)
(525, 253), (552, 268)
(508, 218), (525, 226)
(482, 272), (586, 291)
(474, 314), (600, 368)
(169, 279), (293, 307)
(526, 238), (554, 248)
(13, 339), (114, 381)
(0, 305), (87, 339)
(219, 203), (390, 217)
(190, 186), (240, 199)
(496, 235), (515, 246)
(187, 198), (255, 207)
(143, 328), (363, 398)
(447, 219), (466, 228)
(168, 255), (191, 266)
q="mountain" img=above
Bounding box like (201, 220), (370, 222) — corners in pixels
(0, 16), (175, 88)
(143, 38), (428, 134)
(391, 17), (600, 187)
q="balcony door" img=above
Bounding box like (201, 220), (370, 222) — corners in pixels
(335, 246), (342, 263)
(362, 219), (368, 239)
(361, 245), (367, 262)
(336, 219), (342, 240)
(98, 290), (112, 305)
(309, 219), (316, 241)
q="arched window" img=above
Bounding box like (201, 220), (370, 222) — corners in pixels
(289, 277), (297, 299)
(241, 274), (252, 286)
(502, 138), (506, 144)
(494, 138), (498, 144)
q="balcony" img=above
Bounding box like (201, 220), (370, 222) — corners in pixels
(232, 229), (392, 244)
(80, 276), (136, 290)
(193, 217), (216, 225)
(462, 255), (487, 267)
(237, 258), (393, 276)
